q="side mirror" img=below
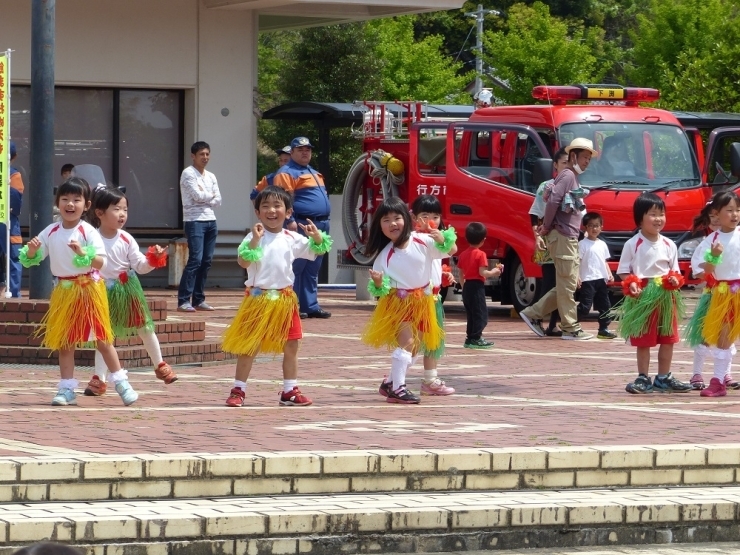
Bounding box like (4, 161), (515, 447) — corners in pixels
(730, 143), (740, 177)
(532, 158), (553, 187)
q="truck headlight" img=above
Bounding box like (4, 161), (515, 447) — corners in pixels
(677, 237), (701, 259)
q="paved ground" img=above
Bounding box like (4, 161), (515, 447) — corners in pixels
(389, 544), (740, 554)
(1, 288), (739, 457)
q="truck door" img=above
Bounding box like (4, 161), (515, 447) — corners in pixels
(408, 122), (450, 211)
(705, 127), (740, 189)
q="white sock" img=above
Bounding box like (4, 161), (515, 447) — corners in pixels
(139, 328), (164, 367)
(390, 348), (412, 390)
(692, 344), (710, 377)
(283, 379), (297, 393)
(109, 369), (129, 383)
(94, 350), (108, 382)
(423, 369), (437, 382)
(712, 348), (732, 381)
(234, 380), (247, 390)
(58, 378), (78, 390)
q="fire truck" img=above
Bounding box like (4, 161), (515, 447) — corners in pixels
(341, 85), (740, 312)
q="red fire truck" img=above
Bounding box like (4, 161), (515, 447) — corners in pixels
(341, 85), (740, 311)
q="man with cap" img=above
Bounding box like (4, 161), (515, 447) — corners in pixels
(250, 146), (292, 200)
(261, 136), (332, 319)
(519, 137), (597, 341)
(0, 141), (24, 297)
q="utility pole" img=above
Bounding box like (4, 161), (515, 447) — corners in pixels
(465, 4), (500, 95)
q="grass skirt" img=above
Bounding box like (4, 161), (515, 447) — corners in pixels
(38, 274), (113, 351)
(362, 289), (444, 352)
(610, 279), (685, 340)
(696, 281), (740, 346)
(421, 295), (445, 359)
(684, 287), (711, 347)
(106, 271), (154, 338)
(222, 287), (297, 356)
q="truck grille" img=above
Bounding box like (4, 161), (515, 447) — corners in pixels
(600, 231), (690, 259)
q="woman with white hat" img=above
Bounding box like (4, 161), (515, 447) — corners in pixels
(519, 137), (597, 340)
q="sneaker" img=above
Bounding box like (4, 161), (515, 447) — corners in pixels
(279, 387), (313, 406)
(544, 327), (563, 337)
(387, 385), (420, 404)
(562, 329), (594, 340)
(84, 375), (107, 396)
(597, 329), (618, 340)
(701, 377), (727, 398)
(464, 338), (494, 349)
(626, 374), (653, 394)
(177, 303), (196, 312)
(690, 374), (706, 391)
(114, 380), (139, 406)
(421, 378), (455, 396)
(225, 387), (245, 407)
(195, 302), (215, 311)
(519, 312), (546, 337)
(154, 362), (178, 384)
(653, 372), (691, 393)
(379, 378), (392, 398)
(724, 374), (740, 390)
(51, 388), (77, 406)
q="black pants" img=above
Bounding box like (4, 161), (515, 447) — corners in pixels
(462, 280), (488, 340)
(577, 279), (612, 331)
(541, 263), (560, 330)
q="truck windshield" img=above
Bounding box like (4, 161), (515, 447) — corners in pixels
(559, 123), (700, 190)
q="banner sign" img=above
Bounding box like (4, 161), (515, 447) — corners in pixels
(0, 52), (8, 225)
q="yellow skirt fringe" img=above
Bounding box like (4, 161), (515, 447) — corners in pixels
(222, 288), (297, 356)
(37, 276), (113, 351)
(701, 284), (740, 346)
(362, 290), (443, 352)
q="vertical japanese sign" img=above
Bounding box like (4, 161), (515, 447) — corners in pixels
(0, 51), (8, 226)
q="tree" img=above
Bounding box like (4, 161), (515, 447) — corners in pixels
(482, 2), (605, 105)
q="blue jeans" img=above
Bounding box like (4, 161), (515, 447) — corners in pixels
(0, 244), (21, 297)
(178, 220), (218, 307)
(293, 217), (329, 313)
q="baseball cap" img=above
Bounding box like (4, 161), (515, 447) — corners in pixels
(290, 136), (314, 149)
(9, 141), (16, 159)
(275, 146), (292, 156)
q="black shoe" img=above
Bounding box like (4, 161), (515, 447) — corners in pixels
(464, 338), (494, 349)
(307, 309), (331, 319)
(597, 329), (618, 340)
(386, 385), (420, 404)
(653, 372), (691, 393)
(544, 327), (563, 337)
(299, 312), (308, 319)
(379, 378), (392, 398)
(626, 374), (653, 394)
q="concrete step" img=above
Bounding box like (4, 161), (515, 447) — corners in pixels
(0, 445), (738, 503)
(0, 486), (740, 553)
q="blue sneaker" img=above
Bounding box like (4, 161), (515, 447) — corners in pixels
(52, 388), (77, 406)
(652, 372), (691, 393)
(625, 374), (653, 394)
(114, 380), (139, 406)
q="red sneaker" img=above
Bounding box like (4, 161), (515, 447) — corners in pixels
(155, 362), (178, 384)
(700, 377), (727, 398)
(225, 387), (245, 407)
(279, 387), (312, 406)
(84, 375), (107, 396)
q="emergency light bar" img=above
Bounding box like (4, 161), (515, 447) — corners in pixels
(531, 85), (660, 106)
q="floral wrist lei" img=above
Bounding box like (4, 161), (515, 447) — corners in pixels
(704, 250), (723, 266)
(367, 275), (391, 297)
(309, 231), (333, 255)
(19, 245), (43, 267)
(435, 227), (457, 254)
(145, 246), (168, 268)
(621, 271), (684, 297)
(238, 239), (264, 262)
(73, 245), (98, 268)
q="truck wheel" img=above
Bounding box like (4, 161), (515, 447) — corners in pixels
(507, 254), (540, 313)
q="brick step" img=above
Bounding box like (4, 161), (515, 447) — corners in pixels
(0, 487), (739, 554)
(0, 320), (206, 348)
(0, 445), (737, 503)
(0, 298), (168, 323)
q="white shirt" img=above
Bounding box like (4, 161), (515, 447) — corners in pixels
(431, 259), (442, 287)
(99, 230), (155, 280)
(617, 232), (679, 278)
(692, 228), (740, 281)
(242, 229), (317, 289)
(579, 237), (611, 282)
(35, 221), (106, 277)
(372, 232), (446, 290)
(180, 166), (222, 222)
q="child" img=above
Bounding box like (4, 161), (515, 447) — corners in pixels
(221, 185), (332, 407)
(616, 193), (691, 394)
(19, 178), (139, 406)
(410, 195), (457, 395)
(577, 212), (616, 339)
(457, 222), (502, 348)
(84, 187), (178, 397)
(684, 190), (740, 397)
(363, 197), (456, 404)
(529, 147), (568, 336)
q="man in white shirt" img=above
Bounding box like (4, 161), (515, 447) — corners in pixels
(178, 141), (222, 312)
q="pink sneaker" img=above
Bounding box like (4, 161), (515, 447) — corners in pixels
(690, 374), (705, 391)
(724, 374), (740, 390)
(700, 377), (727, 398)
(421, 378), (455, 396)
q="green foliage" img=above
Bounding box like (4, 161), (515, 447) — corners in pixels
(483, 2), (604, 105)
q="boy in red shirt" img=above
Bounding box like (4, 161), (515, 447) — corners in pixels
(457, 222), (503, 349)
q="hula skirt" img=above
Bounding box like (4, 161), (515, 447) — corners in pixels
(105, 270), (154, 338)
(37, 273), (113, 350)
(421, 290), (445, 359)
(610, 277), (685, 340)
(685, 278), (740, 347)
(222, 286), (298, 356)
(362, 287), (444, 353)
